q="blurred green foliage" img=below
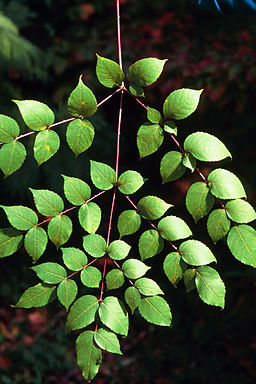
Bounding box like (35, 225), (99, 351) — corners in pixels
(0, 0), (256, 382)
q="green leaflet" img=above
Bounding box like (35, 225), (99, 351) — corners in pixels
(107, 240), (131, 260)
(90, 160), (116, 190)
(96, 54), (124, 88)
(94, 328), (122, 355)
(183, 269), (196, 292)
(14, 283), (57, 308)
(139, 229), (164, 261)
(62, 175), (91, 205)
(208, 169), (246, 199)
(13, 99), (55, 131)
(124, 286), (141, 314)
(0, 140), (26, 177)
(68, 76), (97, 117)
(225, 199), (256, 223)
(31, 262), (67, 284)
(160, 151), (186, 183)
(186, 182), (215, 223)
(48, 215), (72, 248)
(227, 225), (256, 267)
(57, 279), (77, 311)
(163, 88), (203, 120)
(66, 295), (99, 331)
(182, 152), (197, 172)
(61, 247), (88, 271)
(106, 269), (125, 290)
(30, 188), (64, 217)
(127, 58), (167, 87)
(207, 209), (231, 243)
(81, 266), (102, 288)
(118, 170), (144, 195)
(184, 132), (231, 162)
(163, 120), (178, 135)
(83, 234), (107, 258)
(147, 107), (162, 124)
(99, 296), (129, 336)
(117, 210), (141, 238)
(138, 296), (172, 326)
(137, 122), (164, 159)
(179, 240), (216, 266)
(76, 331), (102, 382)
(0, 114), (20, 142)
(122, 259), (150, 279)
(0, 205), (38, 230)
(137, 195), (172, 220)
(158, 215), (192, 241)
(195, 266), (226, 309)
(163, 252), (186, 287)
(33, 130), (60, 165)
(66, 119), (95, 157)
(0, 228), (23, 258)
(79, 203), (101, 233)
(24, 227), (48, 262)
(134, 278), (163, 296)
(129, 84), (145, 97)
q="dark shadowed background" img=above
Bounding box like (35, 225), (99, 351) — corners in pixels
(0, 0), (256, 383)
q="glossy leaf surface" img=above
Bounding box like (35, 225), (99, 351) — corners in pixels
(158, 215), (192, 241)
(13, 99), (55, 131)
(127, 58), (167, 87)
(225, 199), (256, 223)
(94, 328), (122, 354)
(179, 240), (216, 266)
(207, 209), (231, 243)
(66, 119), (95, 157)
(138, 296), (171, 326)
(227, 225), (256, 267)
(66, 295), (99, 331)
(208, 169), (246, 199)
(195, 266), (225, 309)
(163, 88), (203, 120)
(99, 296), (129, 336)
(137, 196), (172, 220)
(186, 182), (215, 223)
(31, 262), (67, 284)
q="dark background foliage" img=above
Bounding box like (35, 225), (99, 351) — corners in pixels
(0, 0), (256, 382)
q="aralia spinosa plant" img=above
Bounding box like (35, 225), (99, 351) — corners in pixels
(1, 1), (256, 381)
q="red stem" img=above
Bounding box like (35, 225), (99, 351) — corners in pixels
(106, 190), (116, 246)
(99, 255), (108, 302)
(65, 258), (97, 280)
(124, 87), (148, 110)
(115, 90), (124, 181)
(113, 259), (134, 286)
(116, 0), (123, 70)
(97, 88), (121, 107)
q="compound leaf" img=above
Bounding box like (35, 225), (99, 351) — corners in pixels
(195, 266), (225, 309)
(81, 266), (102, 288)
(184, 132), (231, 162)
(79, 202), (101, 233)
(107, 240), (131, 260)
(62, 175), (91, 205)
(94, 328), (122, 355)
(76, 331), (102, 382)
(158, 215), (192, 241)
(163, 88), (203, 120)
(31, 262), (67, 284)
(68, 76), (97, 117)
(137, 122), (164, 159)
(208, 169), (246, 199)
(0, 205), (38, 230)
(160, 151), (186, 183)
(117, 210), (141, 238)
(34, 130), (60, 165)
(90, 160), (116, 190)
(227, 225), (256, 267)
(24, 227), (48, 262)
(66, 295), (99, 331)
(48, 215), (72, 248)
(0, 228), (23, 258)
(14, 283), (56, 308)
(30, 188), (64, 217)
(122, 259), (150, 279)
(106, 269), (125, 290)
(99, 296), (129, 336)
(96, 54), (124, 88)
(186, 182), (215, 223)
(118, 170), (144, 195)
(0, 141), (26, 177)
(125, 286), (141, 314)
(138, 196), (172, 220)
(127, 58), (167, 87)
(179, 240), (216, 266)
(57, 279), (77, 311)
(138, 296), (171, 326)
(83, 234), (107, 258)
(13, 99), (55, 131)
(225, 199), (256, 223)
(207, 209), (231, 243)
(0, 114), (20, 142)
(66, 119), (95, 157)
(139, 229), (164, 261)
(61, 247), (88, 271)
